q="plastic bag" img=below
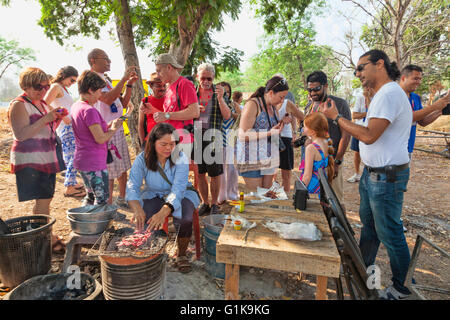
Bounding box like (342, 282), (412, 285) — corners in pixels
(264, 221), (322, 241)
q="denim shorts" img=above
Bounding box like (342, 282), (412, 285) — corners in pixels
(239, 167), (276, 178)
(350, 136), (360, 152)
(16, 167), (56, 202)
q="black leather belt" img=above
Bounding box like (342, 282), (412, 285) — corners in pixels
(365, 163), (409, 174)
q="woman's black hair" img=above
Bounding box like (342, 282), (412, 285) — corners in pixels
(144, 123), (179, 171)
(360, 49), (401, 81)
(52, 66), (78, 84)
(250, 76), (289, 98)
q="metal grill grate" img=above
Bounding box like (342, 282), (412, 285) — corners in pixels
(88, 221), (172, 259)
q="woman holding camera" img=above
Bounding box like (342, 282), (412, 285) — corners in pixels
(70, 70), (123, 206)
(44, 66), (83, 197)
(235, 76), (288, 191)
(8, 67), (67, 252)
(126, 123), (200, 273)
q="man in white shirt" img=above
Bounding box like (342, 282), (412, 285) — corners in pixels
(321, 49), (413, 300)
(88, 48), (138, 207)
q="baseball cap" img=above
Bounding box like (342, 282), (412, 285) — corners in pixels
(155, 53), (184, 69)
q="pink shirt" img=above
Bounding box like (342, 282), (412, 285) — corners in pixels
(71, 101), (108, 171)
(163, 76), (198, 143)
(93, 73), (123, 124)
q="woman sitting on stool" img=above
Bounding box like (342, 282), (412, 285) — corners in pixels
(126, 123), (200, 273)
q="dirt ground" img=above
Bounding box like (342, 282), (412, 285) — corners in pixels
(0, 109), (448, 300)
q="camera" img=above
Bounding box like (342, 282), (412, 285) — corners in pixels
(184, 123), (194, 134)
(293, 135), (308, 148)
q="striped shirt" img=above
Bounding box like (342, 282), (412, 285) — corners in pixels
(9, 96), (60, 174)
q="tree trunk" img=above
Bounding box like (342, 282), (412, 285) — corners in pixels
(114, 0), (144, 154)
(295, 54), (307, 88)
(169, 2), (211, 66)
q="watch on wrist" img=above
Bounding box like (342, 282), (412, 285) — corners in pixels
(164, 112), (170, 120)
(335, 159), (342, 165)
(333, 114), (342, 126)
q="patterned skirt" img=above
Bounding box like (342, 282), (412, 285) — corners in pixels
(107, 128), (131, 179)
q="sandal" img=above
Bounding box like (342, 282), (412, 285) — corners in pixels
(52, 237), (66, 255)
(74, 184), (85, 190)
(64, 190), (86, 198)
(176, 255), (192, 274)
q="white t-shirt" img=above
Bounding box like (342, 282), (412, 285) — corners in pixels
(359, 82), (412, 167)
(279, 99), (293, 138)
(353, 94), (367, 126)
(93, 73), (123, 124)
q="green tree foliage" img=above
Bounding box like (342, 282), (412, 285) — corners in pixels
(0, 36), (36, 81)
(355, 0), (449, 94)
(234, 0), (341, 106)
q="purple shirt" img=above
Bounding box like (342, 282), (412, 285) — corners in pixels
(71, 101), (108, 171)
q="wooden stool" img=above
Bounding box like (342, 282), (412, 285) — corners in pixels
(163, 209), (201, 260)
(62, 232), (101, 273)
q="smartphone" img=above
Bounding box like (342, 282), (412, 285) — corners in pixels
(119, 115), (129, 120)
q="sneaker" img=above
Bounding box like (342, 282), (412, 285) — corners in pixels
(114, 197), (130, 209)
(347, 173), (361, 183)
(380, 285), (412, 300)
(210, 204), (221, 215)
(198, 203), (211, 216)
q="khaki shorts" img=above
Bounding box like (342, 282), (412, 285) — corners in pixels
(331, 167), (344, 204)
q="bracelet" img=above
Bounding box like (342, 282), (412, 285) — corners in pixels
(126, 84), (133, 88)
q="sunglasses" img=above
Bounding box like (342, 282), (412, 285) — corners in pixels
(33, 83), (50, 91)
(269, 78), (287, 91)
(354, 62), (371, 76)
(200, 77), (213, 82)
(306, 85), (323, 93)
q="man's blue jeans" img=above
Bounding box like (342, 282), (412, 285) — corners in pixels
(359, 166), (411, 294)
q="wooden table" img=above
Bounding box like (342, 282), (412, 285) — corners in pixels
(216, 199), (341, 300)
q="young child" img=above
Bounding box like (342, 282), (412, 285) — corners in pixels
(299, 112), (335, 194)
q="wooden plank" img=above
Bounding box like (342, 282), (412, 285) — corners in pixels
(225, 264), (240, 300)
(217, 198), (341, 278)
(316, 276), (328, 300)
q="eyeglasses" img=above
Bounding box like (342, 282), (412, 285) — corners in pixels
(306, 85), (323, 93)
(268, 78), (287, 91)
(200, 77), (213, 82)
(354, 62), (371, 76)
(151, 83), (164, 88)
(95, 57), (111, 63)
(33, 83), (50, 91)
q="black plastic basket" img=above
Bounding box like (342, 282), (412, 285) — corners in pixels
(0, 215), (55, 288)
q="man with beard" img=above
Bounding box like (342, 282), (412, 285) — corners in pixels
(304, 71), (351, 204)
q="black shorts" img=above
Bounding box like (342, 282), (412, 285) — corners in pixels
(194, 133), (223, 177)
(279, 137), (294, 170)
(16, 167), (56, 202)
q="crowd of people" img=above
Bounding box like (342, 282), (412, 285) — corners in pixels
(6, 47), (449, 293)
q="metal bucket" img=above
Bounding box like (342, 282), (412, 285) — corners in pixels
(202, 230), (225, 279)
(202, 214), (228, 235)
(100, 254), (166, 300)
(0, 215), (55, 288)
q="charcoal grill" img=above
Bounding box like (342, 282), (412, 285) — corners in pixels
(88, 222), (175, 300)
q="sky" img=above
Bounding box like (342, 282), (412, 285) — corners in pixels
(0, 0), (367, 97)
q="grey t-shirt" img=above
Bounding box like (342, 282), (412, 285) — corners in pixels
(309, 95), (351, 156)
